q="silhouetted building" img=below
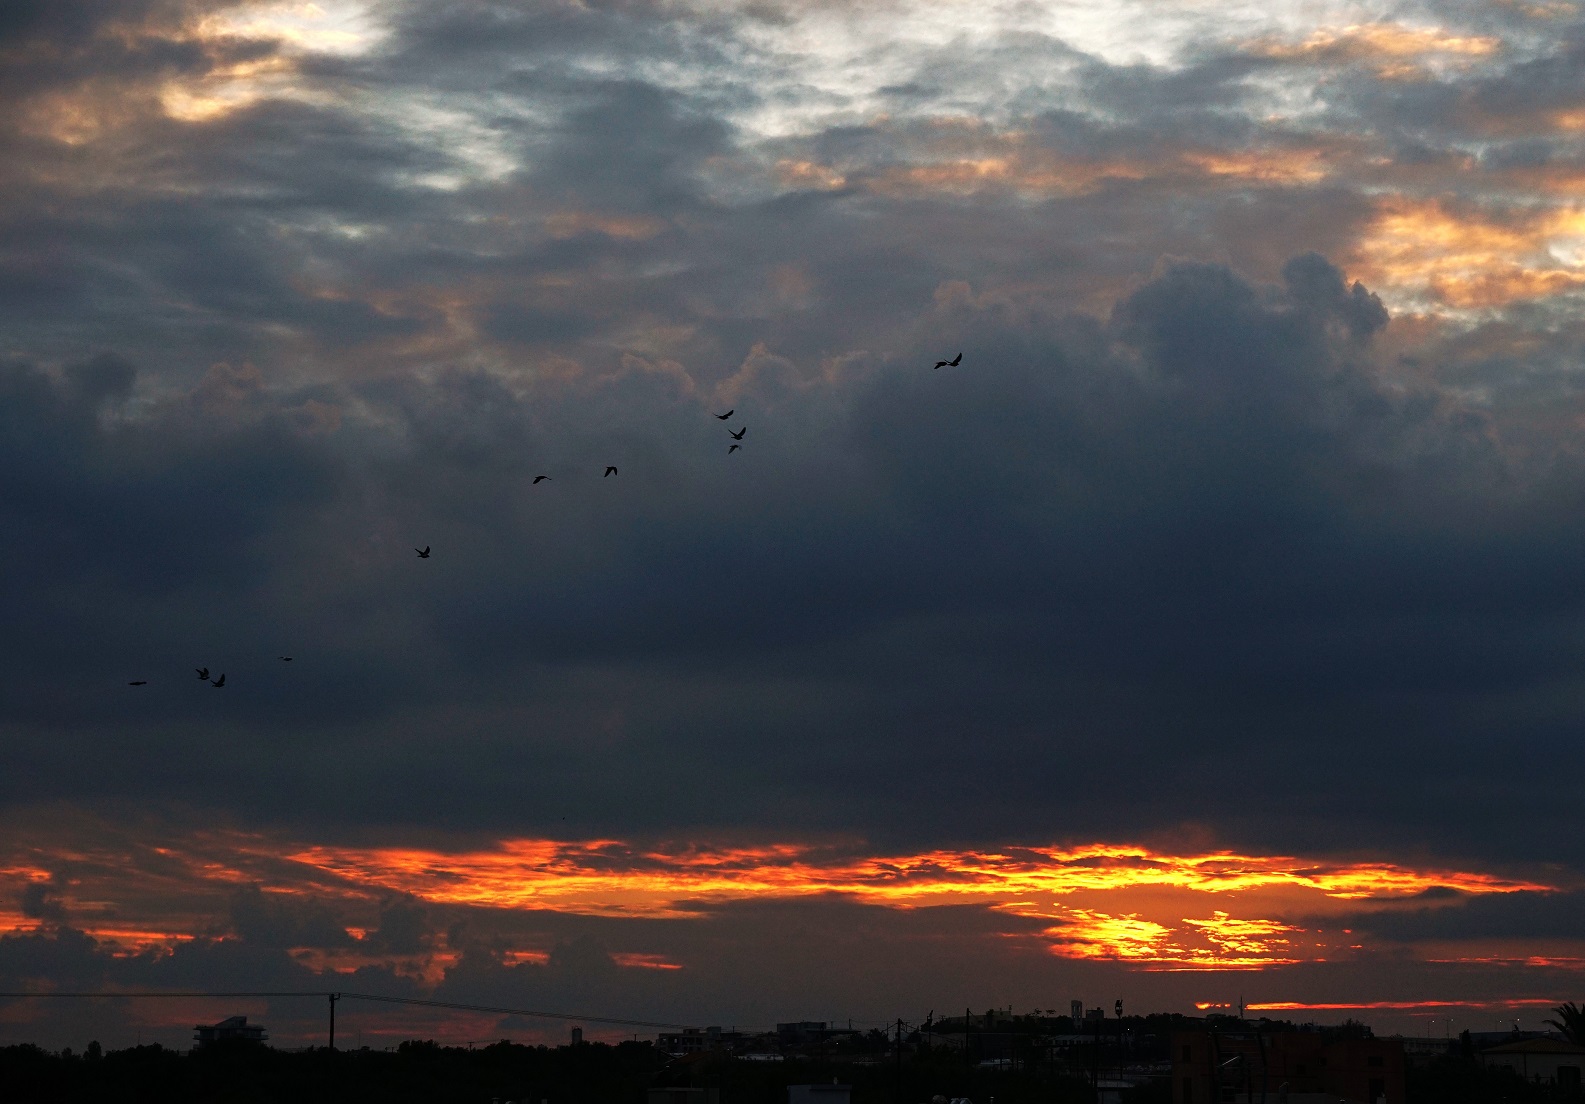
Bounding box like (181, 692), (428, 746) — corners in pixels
(1394, 1036), (1456, 1067)
(1478, 1036), (1585, 1086)
(1172, 1028), (1404, 1104)
(648, 1090), (719, 1104)
(193, 1016), (267, 1048)
(1095, 1077), (1138, 1104)
(787, 1085), (850, 1104)
(1465, 1029), (1547, 1047)
(658, 1028), (710, 1054)
(777, 1022), (828, 1044)
(657, 1026), (750, 1055)
(571, 1026), (583, 1045)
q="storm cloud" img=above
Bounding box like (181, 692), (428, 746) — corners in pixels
(3, 0), (1585, 1047)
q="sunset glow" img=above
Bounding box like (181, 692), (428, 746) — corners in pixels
(1251, 22), (1503, 77)
(1350, 197), (1585, 309)
(1243, 999), (1565, 1011)
(281, 839), (1551, 915)
(7, 0), (1585, 1056)
(0, 830), (1561, 979)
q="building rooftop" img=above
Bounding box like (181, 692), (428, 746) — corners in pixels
(1481, 1037), (1585, 1056)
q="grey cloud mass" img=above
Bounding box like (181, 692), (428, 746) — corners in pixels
(2, 252), (1580, 865)
(3, 0), (1585, 1046)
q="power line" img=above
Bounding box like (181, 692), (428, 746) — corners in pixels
(0, 992), (329, 1000)
(341, 993), (692, 1030)
(0, 991), (694, 1032)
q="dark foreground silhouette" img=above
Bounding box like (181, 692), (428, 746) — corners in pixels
(0, 1037), (1112, 1104)
(0, 1033), (1562, 1104)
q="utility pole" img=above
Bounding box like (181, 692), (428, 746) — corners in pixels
(895, 1018), (904, 1102)
(1116, 999), (1124, 1089)
(328, 992), (340, 1051)
(1209, 1025), (1222, 1104)
(1092, 1008), (1101, 1095)
(1256, 1026), (1269, 1104)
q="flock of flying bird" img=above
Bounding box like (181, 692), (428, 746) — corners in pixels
(124, 353), (964, 689)
(127, 662), (287, 690)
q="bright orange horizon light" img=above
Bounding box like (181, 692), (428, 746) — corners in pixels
(267, 837), (1555, 971)
(280, 838), (1549, 915)
(0, 831), (1564, 974)
(1240, 999), (1564, 1011)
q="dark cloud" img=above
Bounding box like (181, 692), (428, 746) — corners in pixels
(19, 880), (68, 924)
(0, 0), (268, 112)
(2, 0), (1585, 1044)
(0, 249), (1581, 875)
(1280, 253), (1389, 341)
(228, 886), (355, 950)
(361, 895), (434, 957)
(1314, 891), (1585, 944)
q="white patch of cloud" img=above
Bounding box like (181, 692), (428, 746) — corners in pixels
(207, 0), (389, 57)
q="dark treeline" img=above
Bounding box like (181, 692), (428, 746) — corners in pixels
(0, 1034), (1576, 1103)
(0, 1038), (1105, 1104)
(6, 1039), (660, 1104)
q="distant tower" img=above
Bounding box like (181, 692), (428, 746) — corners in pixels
(1071, 1000), (1083, 1021)
(571, 1026), (583, 1045)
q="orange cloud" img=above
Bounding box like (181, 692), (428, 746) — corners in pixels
(611, 952), (684, 971)
(261, 838), (1551, 974)
(1043, 909), (1174, 961)
(544, 211), (668, 241)
(861, 146), (1338, 199)
(1251, 23), (1500, 78)
(863, 154), (1127, 198)
(774, 160), (847, 191)
(159, 55), (296, 122)
(1349, 197), (1585, 309)
(261, 838), (1556, 973)
(0, 829), (1560, 976)
(847, 117), (1344, 201)
(1031, 907), (1306, 971)
(1178, 150), (1330, 184)
(0, 864), (53, 882)
(280, 839), (1548, 919)
(193, 2), (380, 57)
(1245, 999), (1562, 1011)
(1183, 912), (1299, 959)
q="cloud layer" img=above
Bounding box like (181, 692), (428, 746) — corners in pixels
(2, 816), (1580, 1048)
(4, 0), (1585, 1044)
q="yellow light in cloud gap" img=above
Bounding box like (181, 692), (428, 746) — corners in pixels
(0, 833), (1557, 973)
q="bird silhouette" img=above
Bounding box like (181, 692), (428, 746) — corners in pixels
(933, 352), (962, 369)
(196, 667), (209, 680)
(129, 680), (147, 686)
(415, 546), (430, 558)
(533, 475), (550, 484)
(210, 674), (226, 688)
(715, 409), (734, 420)
(729, 427), (746, 440)
(604, 466), (618, 477)
(729, 444), (741, 453)
(279, 656), (292, 662)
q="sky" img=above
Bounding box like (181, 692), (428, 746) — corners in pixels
(3, 0), (1585, 1051)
